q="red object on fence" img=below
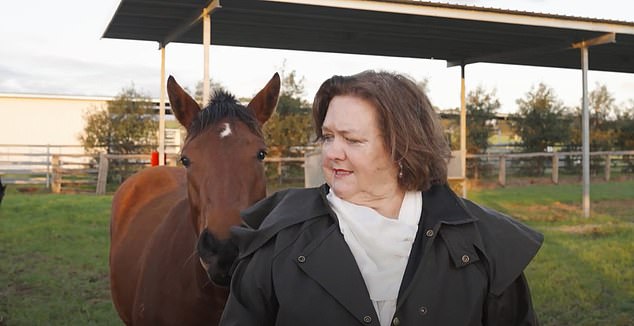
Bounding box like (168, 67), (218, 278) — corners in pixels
(151, 151), (159, 166)
(151, 151), (168, 166)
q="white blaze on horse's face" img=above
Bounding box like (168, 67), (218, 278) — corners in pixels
(219, 123), (232, 138)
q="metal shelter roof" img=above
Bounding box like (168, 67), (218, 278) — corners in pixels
(102, 0), (634, 73)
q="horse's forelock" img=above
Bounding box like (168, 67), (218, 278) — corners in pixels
(187, 90), (262, 140)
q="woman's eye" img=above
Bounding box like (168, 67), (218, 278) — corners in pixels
(179, 156), (191, 167)
(257, 150), (267, 161)
(321, 134), (334, 142)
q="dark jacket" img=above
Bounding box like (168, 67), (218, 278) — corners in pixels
(220, 184), (543, 326)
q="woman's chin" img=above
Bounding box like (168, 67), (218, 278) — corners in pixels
(330, 186), (352, 200)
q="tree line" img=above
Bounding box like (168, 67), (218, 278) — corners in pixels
(452, 82), (634, 155)
(80, 72), (634, 163)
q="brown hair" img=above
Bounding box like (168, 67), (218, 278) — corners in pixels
(312, 70), (451, 191)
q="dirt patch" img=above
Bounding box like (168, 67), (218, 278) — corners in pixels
(16, 187), (40, 193)
(468, 175), (634, 191)
(592, 199), (634, 223)
(553, 222), (633, 237)
(508, 201), (581, 222)
(556, 224), (605, 234)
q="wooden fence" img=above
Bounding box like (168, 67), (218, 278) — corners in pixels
(2, 148), (632, 194)
(94, 153), (179, 194)
(0, 148), (305, 194)
(0, 145), (97, 193)
(0, 145), (180, 194)
(467, 150), (634, 186)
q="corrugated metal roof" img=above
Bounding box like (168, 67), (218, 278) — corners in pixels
(102, 0), (634, 73)
(407, 1), (633, 25)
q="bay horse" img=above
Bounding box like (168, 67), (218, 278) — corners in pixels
(109, 73), (280, 325)
(0, 176), (5, 204)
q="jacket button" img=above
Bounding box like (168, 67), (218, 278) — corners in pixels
(461, 254), (470, 264)
(425, 229), (434, 237)
(419, 306), (428, 315)
(297, 255), (306, 263)
(363, 315), (372, 323)
(392, 316), (400, 325)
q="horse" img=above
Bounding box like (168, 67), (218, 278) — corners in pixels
(109, 73), (280, 325)
(0, 176), (5, 204)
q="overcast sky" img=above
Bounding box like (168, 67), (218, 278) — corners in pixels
(1, 0), (633, 113)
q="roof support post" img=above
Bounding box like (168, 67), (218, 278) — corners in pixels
(580, 46), (590, 218)
(202, 7), (211, 107)
(201, 1), (221, 107)
(572, 33), (615, 218)
(159, 46), (167, 166)
(460, 64), (467, 198)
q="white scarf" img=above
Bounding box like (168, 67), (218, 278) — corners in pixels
(327, 190), (422, 326)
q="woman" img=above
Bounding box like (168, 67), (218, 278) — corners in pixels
(220, 71), (543, 325)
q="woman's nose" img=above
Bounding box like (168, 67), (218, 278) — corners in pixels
(323, 138), (345, 161)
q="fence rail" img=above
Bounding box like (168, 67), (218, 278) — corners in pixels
(467, 150), (634, 186)
(2, 147), (633, 194)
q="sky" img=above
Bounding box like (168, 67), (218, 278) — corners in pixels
(1, 0), (633, 114)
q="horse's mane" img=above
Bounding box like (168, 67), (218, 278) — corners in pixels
(187, 90), (263, 140)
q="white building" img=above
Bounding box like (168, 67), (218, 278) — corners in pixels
(0, 93), (181, 154)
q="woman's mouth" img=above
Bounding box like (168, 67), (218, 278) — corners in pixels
(333, 168), (352, 177)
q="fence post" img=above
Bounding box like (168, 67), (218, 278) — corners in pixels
(277, 160), (283, 185)
(498, 155), (506, 187)
(51, 155), (61, 193)
(168, 154), (177, 167)
(604, 154), (611, 182)
(46, 144), (51, 189)
(96, 153), (109, 195)
(552, 153), (559, 185)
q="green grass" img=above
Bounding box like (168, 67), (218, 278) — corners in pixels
(0, 194), (119, 325)
(470, 180), (634, 326)
(0, 180), (632, 325)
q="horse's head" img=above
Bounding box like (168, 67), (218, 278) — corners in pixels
(166, 74), (280, 285)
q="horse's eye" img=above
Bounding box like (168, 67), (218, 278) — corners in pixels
(180, 156), (191, 167)
(256, 150), (267, 161)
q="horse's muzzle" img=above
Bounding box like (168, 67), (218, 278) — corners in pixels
(196, 229), (238, 287)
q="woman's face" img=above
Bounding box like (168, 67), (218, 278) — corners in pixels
(321, 95), (400, 205)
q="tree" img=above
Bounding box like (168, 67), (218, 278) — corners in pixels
(416, 77), (430, 94)
(465, 86), (500, 179)
(440, 109), (460, 150)
(260, 66), (313, 184)
(275, 69), (309, 116)
(565, 84), (620, 174)
(512, 83), (569, 152)
(615, 100), (634, 150)
(614, 100), (634, 172)
(80, 85), (157, 155)
(512, 83), (570, 175)
(466, 86), (499, 154)
(570, 83), (618, 151)
(194, 79), (225, 106)
(262, 67), (312, 157)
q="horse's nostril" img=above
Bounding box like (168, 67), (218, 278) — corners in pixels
(196, 229), (239, 287)
(197, 229), (220, 255)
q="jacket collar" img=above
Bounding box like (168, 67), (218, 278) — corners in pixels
(234, 184), (330, 258)
(421, 183), (479, 227)
(234, 183), (479, 259)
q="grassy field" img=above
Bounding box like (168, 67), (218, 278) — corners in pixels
(470, 180), (634, 326)
(0, 180), (633, 325)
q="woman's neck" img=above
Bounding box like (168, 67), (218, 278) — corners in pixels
(350, 188), (406, 219)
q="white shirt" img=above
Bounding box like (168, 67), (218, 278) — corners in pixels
(327, 190), (422, 326)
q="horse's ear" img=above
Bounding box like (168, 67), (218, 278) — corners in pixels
(167, 75), (200, 129)
(247, 73), (280, 125)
